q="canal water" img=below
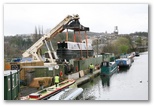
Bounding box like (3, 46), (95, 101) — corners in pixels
(80, 52), (148, 100)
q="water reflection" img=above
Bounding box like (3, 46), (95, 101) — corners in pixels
(84, 95), (96, 100)
(100, 75), (110, 87)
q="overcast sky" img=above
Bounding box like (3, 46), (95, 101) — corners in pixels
(4, 4), (148, 36)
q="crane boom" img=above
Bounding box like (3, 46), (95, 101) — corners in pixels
(22, 15), (80, 63)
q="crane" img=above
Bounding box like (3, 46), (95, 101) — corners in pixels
(22, 15), (80, 65)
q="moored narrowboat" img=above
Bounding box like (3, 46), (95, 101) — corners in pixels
(115, 54), (132, 68)
(135, 52), (140, 56)
(20, 79), (76, 100)
(100, 61), (118, 76)
(115, 58), (131, 67)
(128, 53), (135, 63)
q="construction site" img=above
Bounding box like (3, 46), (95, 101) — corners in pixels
(4, 14), (111, 100)
(4, 13), (148, 100)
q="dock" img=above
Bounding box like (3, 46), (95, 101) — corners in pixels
(76, 69), (100, 86)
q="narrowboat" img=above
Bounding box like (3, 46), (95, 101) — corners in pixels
(131, 52), (136, 57)
(135, 52), (140, 56)
(100, 61), (118, 76)
(128, 54), (134, 63)
(115, 54), (132, 67)
(57, 41), (94, 60)
(20, 79), (76, 100)
(115, 58), (131, 67)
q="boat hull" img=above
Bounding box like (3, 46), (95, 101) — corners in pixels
(57, 41), (94, 60)
(57, 49), (94, 60)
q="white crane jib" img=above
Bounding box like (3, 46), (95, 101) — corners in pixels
(22, 15), (80, 64)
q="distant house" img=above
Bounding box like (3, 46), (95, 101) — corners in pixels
(82, 39), (93, 44)
(22, 34), (34, 41)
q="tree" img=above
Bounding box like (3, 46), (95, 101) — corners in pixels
(119, 45), (129, 53)
(102, 37), (131, 57)
(125, 36), (135, 51)
(135, 36), (142, 46)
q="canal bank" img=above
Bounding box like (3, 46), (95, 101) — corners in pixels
(76, 69), (100, 86)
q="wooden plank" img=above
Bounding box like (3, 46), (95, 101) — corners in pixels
(79, 70), (84, 77)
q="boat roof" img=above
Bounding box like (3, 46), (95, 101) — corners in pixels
(48, 88), (83, 100)
(109, 61), (116, 65)
(4, 70), (18, 76)
(101, 53), (114, 55)
(102, 61), (116, 65)
(116, 58), (128, 61)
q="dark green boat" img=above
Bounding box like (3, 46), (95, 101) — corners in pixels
(100, 61), (118, 76)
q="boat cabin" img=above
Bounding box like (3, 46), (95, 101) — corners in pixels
(57, 41), (94, 60)
(101, 61), (113, 67)
(101, 61), (118, 76)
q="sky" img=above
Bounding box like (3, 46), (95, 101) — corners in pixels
(4, 3), (148, 36)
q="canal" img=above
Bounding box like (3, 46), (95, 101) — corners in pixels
(80, 51), (148, 100)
